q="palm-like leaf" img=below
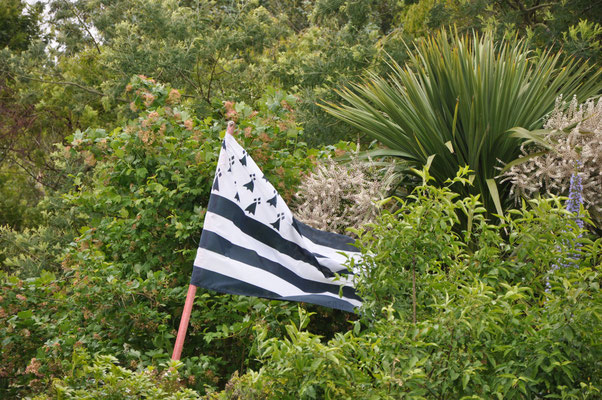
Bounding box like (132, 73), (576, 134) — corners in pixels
(322, 30), (601, 215)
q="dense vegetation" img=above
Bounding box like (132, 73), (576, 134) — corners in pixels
(1, 0), (601, 398)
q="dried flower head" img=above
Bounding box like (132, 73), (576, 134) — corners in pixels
(503, 96), (602, 225)
(167, 88), (181, 104)
(25, 358), (42, 377)
(137, 130), (151, 144)
(83, 151), (97, 167)
(224, 101), (238, 121)
(143, 92), (156, 107)
(293, 155), (395, 236)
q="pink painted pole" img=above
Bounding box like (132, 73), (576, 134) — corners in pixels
(171, 284), (197, 361)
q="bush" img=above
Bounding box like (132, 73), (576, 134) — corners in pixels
(504, 96), (602, 227)
(217, 168), (602, 399)
(0, 76), (351, 398)
(293, 154), (396, 235)
(32, 349), (201, 400)
(322, 30), (602, 216)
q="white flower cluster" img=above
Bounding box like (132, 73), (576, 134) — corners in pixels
(293, 155), (396, 236)
(503, 95), (602, 224)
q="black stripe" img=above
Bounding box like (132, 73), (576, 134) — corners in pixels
(281, 294), (357, 313)
(192, 268), (281, 299)
(292, 218), (358, 252)
(314, 256), (354, 276)
(191, 269), (358, 313)
(206, 194), (335, 278)
(198, 231), (361, 301)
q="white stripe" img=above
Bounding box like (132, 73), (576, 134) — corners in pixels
(280, 223), (360, 266)
(194, 248), (362, 308)
(201, 212), (354, 287)
(314, 256), (353, 273)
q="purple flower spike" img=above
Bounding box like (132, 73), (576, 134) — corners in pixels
(547, 169), (584, 295)
(566, 171), (583, 230)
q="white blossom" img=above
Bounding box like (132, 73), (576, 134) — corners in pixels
(293, 155), (396, 235)
(503, 96), (602, 225)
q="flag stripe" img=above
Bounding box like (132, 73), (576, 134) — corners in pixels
(194, 268), (282, 298)
(196, 269), (358, 313)
(192, 249), (362, 311)
(207, 193), (336, 278)
(198, 230), (361, 300)
(201, 212), (353, 284)
(206, 194), (359, 275)
(313, 256), (353, 274)
(293, 218), (358, 252)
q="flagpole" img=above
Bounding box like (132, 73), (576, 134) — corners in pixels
(171, 284), (197, 360)
(171, 121), (236, 361)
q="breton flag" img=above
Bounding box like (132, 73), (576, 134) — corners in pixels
(191, 132), (362, 312)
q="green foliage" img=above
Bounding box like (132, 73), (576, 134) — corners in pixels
(3, 0), (602, 223)
(0, 0), (42, 52)
(399, 0), (602, 64)
(0, 222), (68, 278)
(322, 30), (602, 216)
(33, 349), (201, 400)
(1, 270), (66, 395)
(0, 168), (41, 229)
(0, 76), (348, 397)
(352, 167), (469, 320)
(211, 308), (372, 400)
(219, 169), (602, 399)
(2, 2), (602, 399)
(46, 0), (290, 104)
(561, 20), (602, 63)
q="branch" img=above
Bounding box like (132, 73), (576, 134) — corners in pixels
(525, 3), (555, 13)
(21, 75), (127, 102)
(206, 50), (223, 105)
(10, 156), (62, 190)
(503, 0), (521, 11)
(583, 1), (602, 14)
(64, 0), (102, 54)
(412, 256), (417, 325)
(177, 69), (203, 97)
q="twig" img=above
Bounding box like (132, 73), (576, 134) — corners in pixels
(412, 256), (417, 325)
(63, 0), (102, 54)
(21, 76), (127, 102)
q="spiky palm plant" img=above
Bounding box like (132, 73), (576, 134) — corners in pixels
(322, 30), (601, 216)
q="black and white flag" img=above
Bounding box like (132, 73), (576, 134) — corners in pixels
(191, 133), (362, 312)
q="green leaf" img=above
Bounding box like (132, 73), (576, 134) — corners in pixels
(486, 179), (504, 218)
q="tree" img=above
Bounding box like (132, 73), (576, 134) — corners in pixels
(399, 0), (602, 63)
(0, 0), (42, 52)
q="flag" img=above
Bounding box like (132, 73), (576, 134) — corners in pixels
(191, 133), (362, 312)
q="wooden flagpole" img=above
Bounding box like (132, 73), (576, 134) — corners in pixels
(171, 284), (197, 360)
(171, 121), (236, 361)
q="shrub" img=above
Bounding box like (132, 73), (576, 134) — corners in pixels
(0, 76), (348, 397)
(217, 169), (602, 399)
(32, 349), (201, 400)
(322, 30), (602, 216)
(293, 153), (395, 235)
(504, 96), (602, 227)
